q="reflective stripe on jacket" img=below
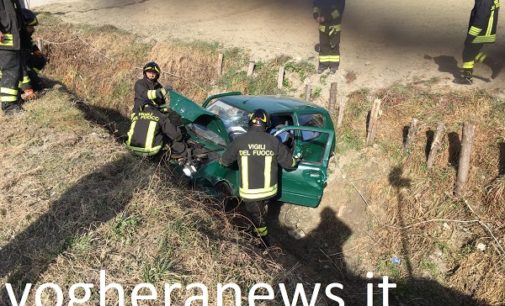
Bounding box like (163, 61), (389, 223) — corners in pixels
(0, 0), (26, 50)
(468, 0), (500, 43)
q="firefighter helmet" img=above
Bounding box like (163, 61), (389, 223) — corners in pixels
(248, 109), (270, 128)
(22, 9), (38, 26)
(143, 61), (161, 79)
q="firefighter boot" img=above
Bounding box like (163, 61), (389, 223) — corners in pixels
(459, 69), (473, 85)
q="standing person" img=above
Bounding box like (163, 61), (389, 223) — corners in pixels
(313, 0), (346, 74)
(133, 61), (172, 113)
(0, 0), (27, 114)
(220, 109), (299, 247)
(459, 0), (500, 84)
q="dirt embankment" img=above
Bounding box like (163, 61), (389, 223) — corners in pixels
(32, 0), (505, 97)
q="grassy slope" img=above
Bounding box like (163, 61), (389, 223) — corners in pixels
(1, 13), (503, 305)
(0, 90), (278, 305)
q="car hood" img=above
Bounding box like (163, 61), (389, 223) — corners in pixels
(170, 91), (230, 145)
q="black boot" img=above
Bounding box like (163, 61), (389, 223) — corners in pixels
(457, 69), (473, 85)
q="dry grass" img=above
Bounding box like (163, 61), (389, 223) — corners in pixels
(0, 90), (281, 305)
(340, 83), (505, 304)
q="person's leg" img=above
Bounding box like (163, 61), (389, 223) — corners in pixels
(328, 28), (341, 73)
(318, 27), (331, 73)
(0, 50), (23, 114)
(461, 36), (483, 84)
(244, 200), (269, 247)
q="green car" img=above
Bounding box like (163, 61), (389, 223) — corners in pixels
(170, 91), (336, 208)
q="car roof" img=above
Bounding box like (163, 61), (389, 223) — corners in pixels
(218, 95), (326, 114)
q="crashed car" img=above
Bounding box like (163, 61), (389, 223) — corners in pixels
(170, 91), (336, 208)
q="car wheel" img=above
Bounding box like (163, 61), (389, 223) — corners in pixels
(215, 181), (239, 211)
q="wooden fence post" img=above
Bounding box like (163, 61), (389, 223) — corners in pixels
(304, 84), (311, 102)
(217, 53), (224, 76)
(404, 118), (419, 152)
(327, 82), (338, 112)
(366, 99), (382, 146)
(427, 122), (445, 169)
(247, 61), (255, 76)
(455, 122), (476, 197)
(277, 66), (285, 89)
(337, 98), (345, 128)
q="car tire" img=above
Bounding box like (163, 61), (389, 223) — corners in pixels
(215, 181), (240, 212)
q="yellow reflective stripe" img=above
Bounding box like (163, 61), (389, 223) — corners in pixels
(468, 26), (482, 36)
(291, 158), (297, 167)
(475, 52), (487, 62)
(126, 120), (137, 146)
(264, 156), (272, 189)
(147, 90), (157, 100)
(161, 88), (167, 97)
(1, 96), (18, 102)
(1, 87), (19, 95)
(127, 145), (162, 155)
(472, 35), (496, 43)
(19, 76), (30, 85)
(0, 34), (14, 46)
(486, 7), (495, 36)
(329, 24), (341, 34)
(256, 226), (268, 237)
(463, 61), (475, 69)
(319, 25), (326, 32)
(145, 121), (157, 150)
(319, 56), (340, 62)
(33, 68), (41, 74)
(240, 185), (278, 200)
(241, 156), (249, 190)
(331, 9), (340, 19)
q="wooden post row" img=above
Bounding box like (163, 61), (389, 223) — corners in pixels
(426, 123), (445, 169)
(366, 99), (382, 146)
(455, 122), (476, 197)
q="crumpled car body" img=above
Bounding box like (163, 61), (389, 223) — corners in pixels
(170, 91), (336, 208)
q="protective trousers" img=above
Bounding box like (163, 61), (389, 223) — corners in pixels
(319, 25), (341, 70)
(244, 200), (268, 238)
(0, 50), (22, 112)
(462, 35), (487, 72)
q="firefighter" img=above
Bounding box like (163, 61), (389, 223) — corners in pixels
(21, 8), (47, 94)
(220, 109), (299, 248)
(0, 0), (27, 114)
(133, 61), (172, 113)
(313, 0), (345, 74)
(125, 99), (185, 158)
(459, 0), (500, 84)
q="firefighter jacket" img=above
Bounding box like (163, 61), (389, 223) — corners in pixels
(220, 126), (297, 201)
(313, 0), (345, 27)
(0, 0), (26, 50)
(126, 105), (182, 156)
(468, 0), (500, 43)
(133, 76), (168, 113)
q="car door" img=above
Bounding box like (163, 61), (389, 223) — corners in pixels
(273, 126), (335, 208)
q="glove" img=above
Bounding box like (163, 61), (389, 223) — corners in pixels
(23, 88), (37, 101)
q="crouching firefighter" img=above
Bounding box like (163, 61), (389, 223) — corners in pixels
(134, 61), (172, 113)
(125, 100), (186, 159)
(220, 109), (299, 248)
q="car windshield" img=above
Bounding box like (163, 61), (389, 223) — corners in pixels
(206, 100), (249, 139)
